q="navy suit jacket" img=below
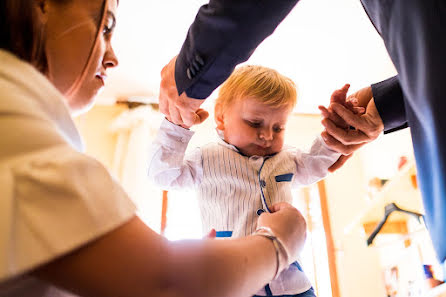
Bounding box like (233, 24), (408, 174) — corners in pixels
(175, 0), (299, 99)
(175, 0), (446, 263)
(174, 0), (407, 134)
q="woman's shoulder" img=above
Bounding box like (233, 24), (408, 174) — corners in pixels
(0, 50), (83, 157)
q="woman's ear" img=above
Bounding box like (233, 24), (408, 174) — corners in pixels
(214, 103), (225, 130)
(35, 0), (49, 23)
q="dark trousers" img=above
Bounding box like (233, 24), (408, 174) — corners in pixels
(361, 0), (446, 262)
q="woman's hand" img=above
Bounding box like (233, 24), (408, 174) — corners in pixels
(257, 202), (307, 264)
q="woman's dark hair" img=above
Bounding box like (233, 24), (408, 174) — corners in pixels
(0, 0), (48, 72)
(0, 0), (109, 74)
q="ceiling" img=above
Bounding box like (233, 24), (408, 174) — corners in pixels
(98, 0), (397, 113)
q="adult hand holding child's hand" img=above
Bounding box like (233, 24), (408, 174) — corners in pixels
(159, 56), (209, 128)
(319, 84), (383, 172)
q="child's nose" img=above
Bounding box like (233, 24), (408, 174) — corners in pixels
(259, 128), (273, 141)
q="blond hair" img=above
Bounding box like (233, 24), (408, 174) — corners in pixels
(215, 65), (297, 114)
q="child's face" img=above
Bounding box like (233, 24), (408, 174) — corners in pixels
(216, 97), (292, 157)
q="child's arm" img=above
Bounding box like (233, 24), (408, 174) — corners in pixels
(148, 118), (203, 190)
(291, 136), (342, 187)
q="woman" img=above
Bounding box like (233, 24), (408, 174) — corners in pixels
(0, 0), (307, 296)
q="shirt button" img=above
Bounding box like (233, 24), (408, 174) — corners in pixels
(260, 179), (266, 187)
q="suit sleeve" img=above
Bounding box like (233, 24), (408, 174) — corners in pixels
(175, 0), (299, 99)
(372, 75), (408, 133)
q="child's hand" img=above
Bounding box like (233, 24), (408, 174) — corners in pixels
(318, 84), (365, 130)
(203, 229), (216, 239)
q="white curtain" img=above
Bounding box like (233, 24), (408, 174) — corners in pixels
(110, 105), (164, 231)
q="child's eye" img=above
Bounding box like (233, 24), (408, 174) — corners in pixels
(273, 126), (284, 133)
(247, 121), (262, 128)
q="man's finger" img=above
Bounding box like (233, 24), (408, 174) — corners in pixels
(159, 57), (177, 117)
(319, 105), (329, 117)
(322, 118), (370, 145)
(196, 109), (210, 124)
(353, 107), (366, 114)
(158, 94), (170, 116)
(348, 97), (358, 106)
(169, 104), (184, 126)
(331, 103), (370, 132)
(158, 77), (171, 116)
(328, 154), (353, 172)
(319, 105), (349, 129)
(175, 94), (205, 127)
(321, 130), (364, 154)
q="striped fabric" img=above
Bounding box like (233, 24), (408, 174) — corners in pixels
(149, 120), (341, 296)
(198, 143), (313, 296)
(198, 142), (295, 238)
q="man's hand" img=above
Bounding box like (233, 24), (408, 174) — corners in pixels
(321, 98), (384, 167)
(319, 84), (365, 172)
(159, 56), (209, 128)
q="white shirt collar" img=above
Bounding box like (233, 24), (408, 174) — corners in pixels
(215, 128), (242, 153)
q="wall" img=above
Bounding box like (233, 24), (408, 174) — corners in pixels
(74, 104), (127, 170)
(75, 104), (165, 232)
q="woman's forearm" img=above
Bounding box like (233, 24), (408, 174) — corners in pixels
(33, 217), (277, 297)
(164, 236), (277, 297)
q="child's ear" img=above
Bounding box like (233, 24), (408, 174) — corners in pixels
(214, 103), (225, 130)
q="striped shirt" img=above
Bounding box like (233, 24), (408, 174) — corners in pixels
(149, 119), (340, 296)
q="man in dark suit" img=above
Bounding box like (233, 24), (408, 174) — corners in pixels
(159, 0), (446, 267)
(322, 1), (446, 265)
